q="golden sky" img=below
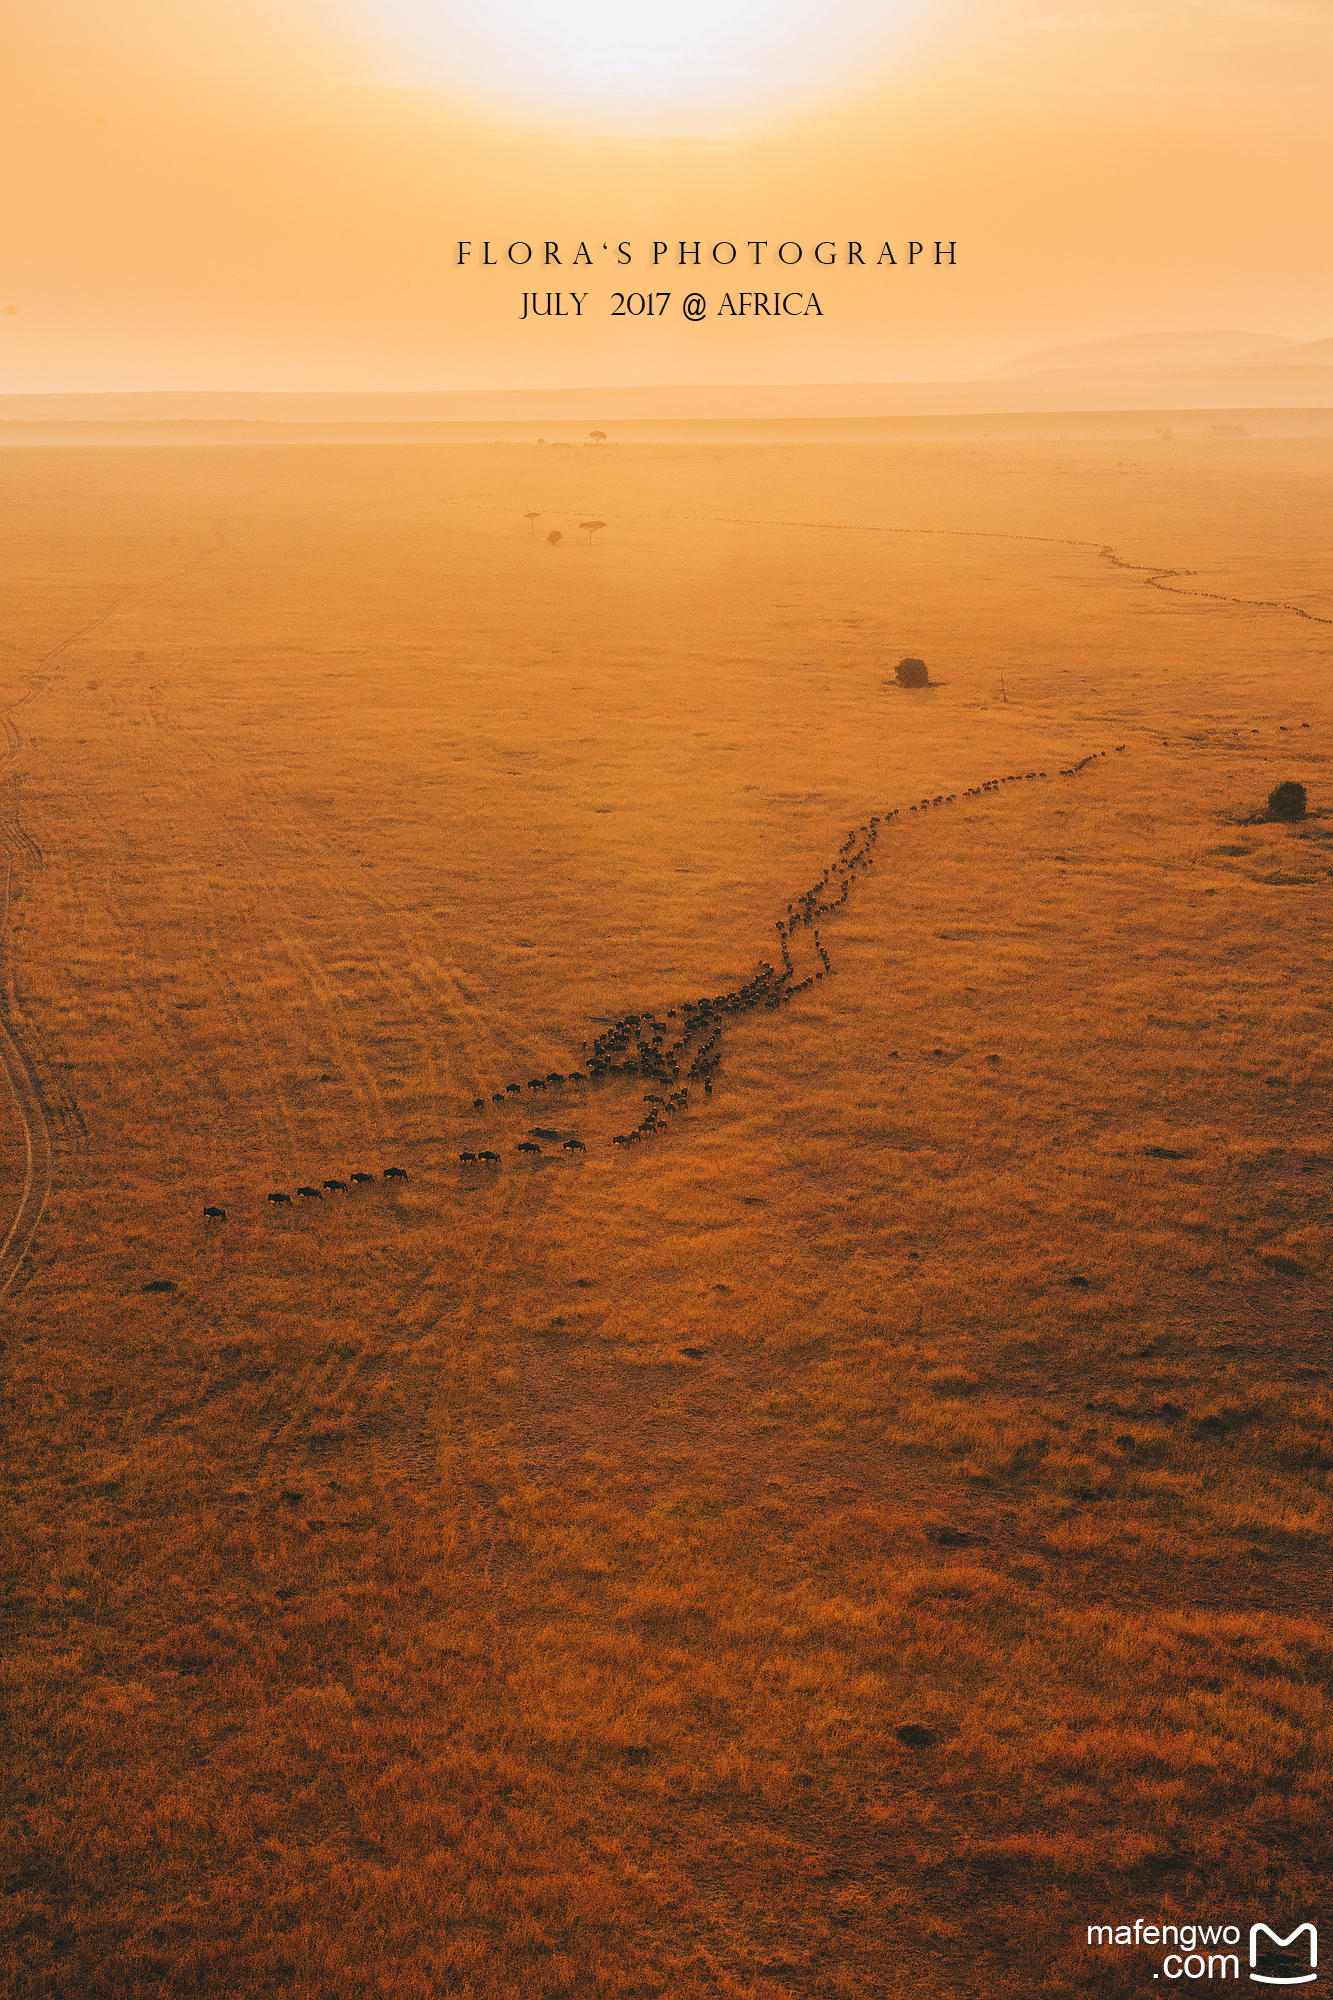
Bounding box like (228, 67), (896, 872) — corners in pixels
(2, 0), (1329, 389)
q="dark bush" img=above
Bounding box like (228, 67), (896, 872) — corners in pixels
(895, 656), (929, 688)
(1268, 781), (1307, 821)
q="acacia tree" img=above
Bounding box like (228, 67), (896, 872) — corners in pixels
(579, 520), (607, 546)
(523, 511), (541, 534)
(589, 430), (607, 442)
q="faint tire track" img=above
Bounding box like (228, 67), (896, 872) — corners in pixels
(0, 535), (225, 1294)
(0, 861), (52, 1296)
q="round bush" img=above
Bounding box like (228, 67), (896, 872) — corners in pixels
(1268, 780), (1307, 821)
(896, 657), (929, 688)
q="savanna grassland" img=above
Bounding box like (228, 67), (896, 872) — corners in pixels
(1, 432), (1331, 1999)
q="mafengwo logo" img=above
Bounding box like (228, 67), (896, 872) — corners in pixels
(1085, 1920), (1318, 1983)
(1250, 1926), (1318, 1987)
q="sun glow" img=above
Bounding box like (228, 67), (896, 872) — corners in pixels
(349, 0), (929, 131)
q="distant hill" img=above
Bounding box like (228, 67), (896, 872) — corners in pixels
(3, 327), (1331, 433)
(986, 330), (1295, 379)
(1232, 336), (1333, 368)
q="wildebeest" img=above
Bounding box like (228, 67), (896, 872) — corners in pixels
(492, 1093), (506, 1106)
(506, 1082), (523, 1095)
(546, 1072), (564, 1085)
(473, 1098), (486, 1110)
(298, 1186), (323, 1199)
(324, 1179), (347, 1192)
(350, 1172), (375, 1185)
(203, 1205), (227, 1220)
(268, 1191), (292, 1204)
(569, 1071), (587, 1083)
(479, 1150), (501, 1165)
(563, 1138), (585, 1152)
(383, 1166), (408, 1181)
(459, 1151), (477, 1163)
(517, 1140), (542, 1155)
(527, 1078), (546, 1091)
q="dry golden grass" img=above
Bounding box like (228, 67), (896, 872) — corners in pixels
(1, 433), (1330, 1997)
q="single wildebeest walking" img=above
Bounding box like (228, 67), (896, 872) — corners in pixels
(459, 1151), (478, 1163)
(563, 1138), (586, 1152)
(479, 1150), (501, 1165)
(383, 1166), (408, 1181)
(203, 1205), (227, 1221)
(298, 1186), (323, 1199)
(350, 1172), (375, 1185)
(268, 1191), (292, 1205)
(473, 1098), (486, 1111)
(324, 1180), (347, 1192)
(517, 1140), (542, 1155)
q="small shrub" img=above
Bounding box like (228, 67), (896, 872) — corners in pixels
(1267, 781), (1307, 821)
(895, 657), (929, 688)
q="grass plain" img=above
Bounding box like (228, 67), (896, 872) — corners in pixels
(1, 431), (1331, 1998)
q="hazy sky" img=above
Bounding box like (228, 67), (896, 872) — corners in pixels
(2, 0), (1329, 389)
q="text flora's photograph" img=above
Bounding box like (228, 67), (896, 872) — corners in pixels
(1, 1), (1331, 1996)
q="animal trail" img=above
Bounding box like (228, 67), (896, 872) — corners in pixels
(1098, 546), (1333, 625)
(203, 745), (1132, 1226)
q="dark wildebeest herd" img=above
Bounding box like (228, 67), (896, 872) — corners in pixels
(203, 748), (1124, 1220)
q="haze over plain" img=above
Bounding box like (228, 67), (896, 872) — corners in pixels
(3, 0), (1331, 392)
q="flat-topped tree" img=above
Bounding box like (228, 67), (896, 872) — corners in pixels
(580, 520), (607, 546)
(523, 511), (541, 534)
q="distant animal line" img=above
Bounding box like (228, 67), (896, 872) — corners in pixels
(469, 494), (1333, 630)
(616, 510), (1333, 630)
(197, 747), (1128, 1223)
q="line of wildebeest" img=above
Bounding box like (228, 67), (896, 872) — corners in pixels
(200, 747), (1122, 1220)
